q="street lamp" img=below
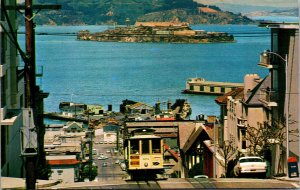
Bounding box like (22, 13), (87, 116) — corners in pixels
(262, 50), (289, 177)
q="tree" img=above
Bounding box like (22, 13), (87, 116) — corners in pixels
(80, 164), (98, 181)
(246, 120), (285, 157)
(217, 140), (238, 177)
(245, 119), (287, 175)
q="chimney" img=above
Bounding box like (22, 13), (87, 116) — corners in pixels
(244, 74), (260, 98)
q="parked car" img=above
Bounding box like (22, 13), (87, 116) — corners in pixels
(193, 175), (208, 179)
(120, 163), (126, 171)
(234, 156), (267, 178)
(102, 162), (108, 167)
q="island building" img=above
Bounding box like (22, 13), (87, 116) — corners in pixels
(77, 21), (234, 43)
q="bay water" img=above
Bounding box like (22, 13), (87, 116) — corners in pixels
(18, 24), (270, 123)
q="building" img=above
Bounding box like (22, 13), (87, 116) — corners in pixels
(44, 122), (86, 155)
(135, 21), (188, 27)
(215, 22), (299, 177)
(103, 125), (120, 143)
(123, 102), (154, 115)
(47, 155), (80, 183)
(215, 87), (245, 149)
(63, 121), (84, 133)
(258, 22), (299, 175)
(0, 0), (24, 177)
(183, 78), (243, 95)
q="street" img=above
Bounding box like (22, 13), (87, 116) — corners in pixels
(51, 178), (299, 189)
(76, 141), (300, 189)
(92, 142), (126, 182)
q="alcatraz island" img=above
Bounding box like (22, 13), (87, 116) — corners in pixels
(77, 21), (234, 43)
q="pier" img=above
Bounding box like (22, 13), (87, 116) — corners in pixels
(182, 77), (243, 95)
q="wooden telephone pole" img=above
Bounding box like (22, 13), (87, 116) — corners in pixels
(17, 1), (60, 189)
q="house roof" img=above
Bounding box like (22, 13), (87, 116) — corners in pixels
(127, 102), (153, 110)
(243, 76), (271, 106)
(182, 122), (217, 153)
(156, 117), (176, 121)
(178, 122), (198, 149)
(215, 87), (244, 105)
(182, 124), (204, 153)
(103, 125), (120, 132)
(164, 143), (179, 162)
(47, 159), (80, 166)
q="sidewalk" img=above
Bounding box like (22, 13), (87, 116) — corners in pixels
(274, 176), (300, 182)
(1, 177), (60, 189)
(274, 176), (300, 188)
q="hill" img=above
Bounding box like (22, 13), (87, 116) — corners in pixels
(25, 0), (256, 25)
(244, 8), (299, 18)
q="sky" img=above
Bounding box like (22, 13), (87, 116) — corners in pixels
(195, 0), (298, 7)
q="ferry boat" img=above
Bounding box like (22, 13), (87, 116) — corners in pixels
(182, 77), (243, 95)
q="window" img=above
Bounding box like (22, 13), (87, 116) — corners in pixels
(20, 94), (24, 107)
(1, 126), (7, 166)
(130, 140), (139, 154)
(210, 86), (214, 92)
(1, 76), (7, 106)
(221, 87), (225, 93)
(142, 139), (150, 154)
(242, 140), (246, 149)
(1, 34), (6, 65)
(200, 86), (204, 91)
(57, 170), (63, 175)
(241, 129), (246, 136)
(152, 139), (161, 154)
(190, 85), (194, 90)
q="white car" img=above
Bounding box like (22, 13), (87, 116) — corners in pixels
(97, 155), (108, 160)
(234, 156), (267, 178)
(120, 163), (126, 171)
(193, 175), (208, 179)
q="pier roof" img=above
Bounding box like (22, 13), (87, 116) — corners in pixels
(187, 78), (243, 87)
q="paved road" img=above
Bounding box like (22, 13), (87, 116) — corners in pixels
(52, 178), (299, 189)
(93, 142), (126, 182)
(57, 142), (299, 189)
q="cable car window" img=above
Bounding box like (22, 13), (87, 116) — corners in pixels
(152, 139), (161, 153)
(130, 140), (139, 154)
(142, 139), (150, 154)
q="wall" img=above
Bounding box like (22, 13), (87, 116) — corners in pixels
(50, 167), (75, 183)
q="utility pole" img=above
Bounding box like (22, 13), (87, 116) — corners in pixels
(5, 1), (61, 189)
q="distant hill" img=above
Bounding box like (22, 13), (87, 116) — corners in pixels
(245, 8), (299, 17)
(19, 0), (256, 25)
